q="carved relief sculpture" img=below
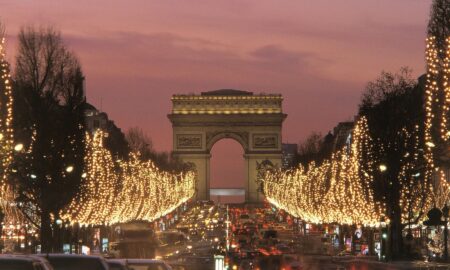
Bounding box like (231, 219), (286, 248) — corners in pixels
(177, 134), (202, 149)
(253, 134), (278, 149)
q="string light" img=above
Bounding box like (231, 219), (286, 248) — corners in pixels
(0, 31), (20, 223)
(424, 36), (450, 208)
(62, 130), (196, 225)
(265, 36), (450, 227)
(264, 118), (384, 226)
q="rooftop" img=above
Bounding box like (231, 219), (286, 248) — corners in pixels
(201, 89), (253, 96)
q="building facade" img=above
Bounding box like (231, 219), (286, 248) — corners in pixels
(281, 143), (298, 169)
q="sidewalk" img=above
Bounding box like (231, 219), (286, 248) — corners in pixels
(339, 259), (450, 270)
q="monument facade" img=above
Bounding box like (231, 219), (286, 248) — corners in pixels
(168, 89), (286, 203)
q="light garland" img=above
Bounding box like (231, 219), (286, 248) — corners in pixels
(264, 118), (384, 226)
(424, 36), (450, 208)
(265, 37), (450, 227)
(0, 31), (18, 221)
(397, 126), (432, 223)
(62, 130), (196, 225)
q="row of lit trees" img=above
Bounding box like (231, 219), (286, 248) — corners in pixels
(264, 64), (444, 260)
(264, 0), (449, 260)
(0, 24), (196, 252)
(263, 117), (384, 226)
(62, 130), (196, 225)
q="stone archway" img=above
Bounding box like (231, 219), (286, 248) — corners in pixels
(168, 89), (287, 203)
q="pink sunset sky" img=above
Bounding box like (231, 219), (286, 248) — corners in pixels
(1, 0), (431, 190)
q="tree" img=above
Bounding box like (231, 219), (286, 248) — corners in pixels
(427, 0), (450, 64)
(424, 0), (450, 209)
(125, 127), (186, 172)
(297, 132), (322, 166)
(296, 132), (327, 166)
(0, 22), (21, 226)
(64, 131), (118, 225)
(125, 126), (153, 159)
(359, 68), (430, 260)
(0, 23), (13, 185)
(425, 0), (450, 151)
(11, 26), (86, 252)
(104, 123), (130, 160)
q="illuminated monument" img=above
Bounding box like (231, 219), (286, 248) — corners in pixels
(168, 89), (287, 203)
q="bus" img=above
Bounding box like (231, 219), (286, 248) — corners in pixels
(109, 221), (157, 259)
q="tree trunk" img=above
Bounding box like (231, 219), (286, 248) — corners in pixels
(40, 210), (53, 253)
(368, 228), (375, 256)
(389, 204), (403, 260)
(338, 225), (345, 251)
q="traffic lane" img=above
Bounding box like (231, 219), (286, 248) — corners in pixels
(342, 260), (450, 270)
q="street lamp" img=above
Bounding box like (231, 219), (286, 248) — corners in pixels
(65, 166), (74, 173)
(378, 164), (388, 260)
(55, 219), (63, 252)
(380, 219), (387, 261)
(0, 207), (4, 254)
(442, 204), (449, 262)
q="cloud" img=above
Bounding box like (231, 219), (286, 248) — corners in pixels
(250, 44), (312, 65)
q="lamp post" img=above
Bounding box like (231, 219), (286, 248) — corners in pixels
(53, 219), (63, 252)
(0, 207), (4, 254)
(378, 163), (388, 260)
(442, 204), (449, 261)
(380, 219), (387, 261)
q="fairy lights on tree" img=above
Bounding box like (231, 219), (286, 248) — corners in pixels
(424, 36), (450, 208)
(264, 118), (384, 226)
(0, 25), (17, 222)
(62, 130), (196, 225)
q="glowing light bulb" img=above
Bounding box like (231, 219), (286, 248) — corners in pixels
(65, 165), (74, 173)
(14, 143), (24, 152)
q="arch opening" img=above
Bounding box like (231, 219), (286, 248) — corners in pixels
(210, 138), (245, 204)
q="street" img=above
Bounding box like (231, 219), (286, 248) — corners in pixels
(152, 201), (450, 270)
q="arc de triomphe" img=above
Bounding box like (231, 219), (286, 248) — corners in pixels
(168, 89), (287, 203)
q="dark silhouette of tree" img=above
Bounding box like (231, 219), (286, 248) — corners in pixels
(296, 132), (323, 166)
(359, 68), (428, 260)
(295, 131), (337, 167)
(11, 26), (85, 252)
(125, 126), (153, 159)
(104, 123), (129, 160)
(125, 127), (187, 172)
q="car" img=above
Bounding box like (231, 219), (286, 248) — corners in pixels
(262, 229), (278, 239)
(239, 214), (252, 224)
(177, 256), (213, 270)
(238, 259), (257, 270)
(157, 231), (188, 246)
(125, 259), (172, 270)
(167, 264), (187, 270)
(107, 259), (131, 270)
(0, 255), (53, 270)
(39, 254), (109, 270)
